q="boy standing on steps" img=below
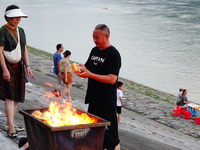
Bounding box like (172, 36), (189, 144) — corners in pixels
(116, 81), (124, 123)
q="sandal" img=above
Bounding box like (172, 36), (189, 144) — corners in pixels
(8, 132), (18, 138)
(4, 124), (25, 132)
(4, 124), (9, 131)
(52, 89), (62, 97)
(15, 126), (25, 132)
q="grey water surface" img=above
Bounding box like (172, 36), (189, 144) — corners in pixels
(1, 0), (200, 103)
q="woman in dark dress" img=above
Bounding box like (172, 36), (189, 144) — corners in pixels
(179, 89), (190, 108)
(0, 5), (34, 138)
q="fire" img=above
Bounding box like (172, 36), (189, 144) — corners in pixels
(32, 98), (97, 127)
(44, 83), (53, 87)
(44, 91), (59, 101)
(32, 83), (97, 126)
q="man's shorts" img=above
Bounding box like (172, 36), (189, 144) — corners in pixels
(116, 106), (122, 114)
(88, 104), (120, 150)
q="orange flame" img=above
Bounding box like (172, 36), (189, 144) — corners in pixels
(32, 82), (97, 126)
(44, 92), (59, 101)
(45, 83), (53, 87)
(32, 99), (97, 127)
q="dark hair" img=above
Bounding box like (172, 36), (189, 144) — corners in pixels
(4, 5), (19, 22)
(117, 81), (123, 88)
(63, 50), (71, 58)
(182, 89), (187, 95)
(179, 88), (183, 92)
(56, 44), (62, 50)
(95, 24), (110, 36)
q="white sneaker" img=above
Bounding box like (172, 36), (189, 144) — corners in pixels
(26, 82), (33, 86)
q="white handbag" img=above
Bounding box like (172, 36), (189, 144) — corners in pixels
(3, 27), (22, 64)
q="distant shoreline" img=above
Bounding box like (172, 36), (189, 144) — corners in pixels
(27, 45), (176, 105)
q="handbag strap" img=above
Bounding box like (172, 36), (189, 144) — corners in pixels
(17, 27), (20, 44)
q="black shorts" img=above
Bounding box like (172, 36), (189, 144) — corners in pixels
(116, 106), (122, 114)
(88, 104), (120, 150)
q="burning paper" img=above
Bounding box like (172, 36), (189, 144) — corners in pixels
(32, 101), (97, 127)
(32, 84), (97, 126)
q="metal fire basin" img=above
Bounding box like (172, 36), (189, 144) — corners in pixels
(19, 107), (110, 150)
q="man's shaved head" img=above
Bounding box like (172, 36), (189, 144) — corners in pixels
(95, 24), (110, 36)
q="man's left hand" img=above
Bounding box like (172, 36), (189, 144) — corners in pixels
(76, 64), (91, 78)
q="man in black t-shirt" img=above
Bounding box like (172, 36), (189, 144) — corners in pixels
(77, 24), (121, 150)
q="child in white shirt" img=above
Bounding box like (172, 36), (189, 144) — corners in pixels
(116, 81), (124, 123)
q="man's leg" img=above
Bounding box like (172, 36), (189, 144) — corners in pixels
(56, 75), (64, 92)
(103, 144), (120, 150)
(88, 105), (120, 150)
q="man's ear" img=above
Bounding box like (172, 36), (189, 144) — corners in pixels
(105, 34), (109, 39)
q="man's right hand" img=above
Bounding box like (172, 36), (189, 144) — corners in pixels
(58, 72), (61, 78)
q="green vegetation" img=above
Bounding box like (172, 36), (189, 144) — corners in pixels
(27, 45), (53, 60)
(119, 77), (175, 105)
(27, 45), (76, 63)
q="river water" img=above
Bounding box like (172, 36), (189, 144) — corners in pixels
(1, 0), (200, 103)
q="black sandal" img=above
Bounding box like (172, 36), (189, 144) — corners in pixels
(8, 132), (18, 138)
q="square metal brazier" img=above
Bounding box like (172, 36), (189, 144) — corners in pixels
(19, 107), (110, 150)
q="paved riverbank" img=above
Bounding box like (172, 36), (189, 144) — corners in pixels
(123, 89), (200, 138)
(0, 51), (200, 149)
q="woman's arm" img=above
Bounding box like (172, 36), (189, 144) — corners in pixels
(184, 100), (190, 104)
(64, 67), (68, 83)
(0, 46), (10, 81)
(24, 45), (34, 79)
